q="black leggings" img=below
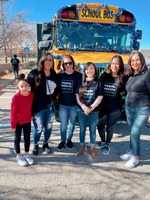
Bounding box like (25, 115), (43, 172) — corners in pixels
(14, 122), (31, 154)
(97, 110), (121, 144)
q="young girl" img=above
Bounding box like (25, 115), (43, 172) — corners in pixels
(76, 62), (103, 158)
(10, 75), (34, 167)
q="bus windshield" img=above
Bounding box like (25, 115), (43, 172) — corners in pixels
(56, 21), (133, 53)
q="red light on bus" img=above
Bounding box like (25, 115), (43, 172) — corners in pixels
(125, 15), (132, 23)
(118, 11), (133, 23)
(62, 10), (68, 18)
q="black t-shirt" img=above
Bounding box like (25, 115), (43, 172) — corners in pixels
(58, 71), (82, 106)
(77, 80), (103, 111)
(99, 72), (125, 112)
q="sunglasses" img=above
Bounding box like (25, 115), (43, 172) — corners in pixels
(45, 58), (53, 62)
(64, 62), (73, 66)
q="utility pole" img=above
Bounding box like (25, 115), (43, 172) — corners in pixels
(0, 0), (8, 63)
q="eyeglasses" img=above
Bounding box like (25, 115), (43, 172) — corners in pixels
(64, 62), (73, 66)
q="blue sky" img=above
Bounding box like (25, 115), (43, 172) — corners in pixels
(10, 0), (150, 49)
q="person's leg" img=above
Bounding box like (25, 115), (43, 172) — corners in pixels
(130, 108), (149, 156)
(106, 110), (121, 144)
(124, 107), (149, 168)
(59, 104), (69, 143)
(13, 67), (18, 78)
(32, 110), (45, 155)
(23, 122), (34, 165)
(97, 113), (107, 143)
(23, 122), (31, 153)
(88, 112), (99, 146)
(78, 111), (87, 145)
(14, 124), (22, 155)
(15, 124), (28, 166)
(67, 105), (78, 141)
(77, 110), (87, 156)
(32, 110), (45, 145)
(43, 108), (55, 145)
(88, 112), (99, 158)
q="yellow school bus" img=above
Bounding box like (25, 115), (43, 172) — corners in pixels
(37, 3), (142, 74)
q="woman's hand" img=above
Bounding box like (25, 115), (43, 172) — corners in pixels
(83, 106), (92, 115)
(148, 115), (150, 124)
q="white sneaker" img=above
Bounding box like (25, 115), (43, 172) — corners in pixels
(125, 156), (139, 168)
(16, 156), (28, 167)
(24, 155), (34, 165)
(120, 151), (133, 160)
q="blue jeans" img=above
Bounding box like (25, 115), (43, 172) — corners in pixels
(59, 104), (78, 142)
(78, 109), (99, 146)
(13, 67), (19, 78)
(97, 109), (121, 144)
(125, 106), (150, 156)
(32, 105), (55, 145)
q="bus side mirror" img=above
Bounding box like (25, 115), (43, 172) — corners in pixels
(133, 41), (140, 50)
(136, 30), (142, 39)
(38, 40), (53, 50)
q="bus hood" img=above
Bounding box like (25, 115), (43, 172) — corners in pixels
(53, 50), (129, 65)
(53, 50), (129, 72)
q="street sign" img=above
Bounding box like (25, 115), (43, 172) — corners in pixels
(24, 47), (30, 52)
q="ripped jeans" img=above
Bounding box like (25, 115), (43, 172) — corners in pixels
(32, 105), (55, 145)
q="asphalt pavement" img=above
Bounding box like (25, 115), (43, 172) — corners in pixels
(0, 70), (150, 200)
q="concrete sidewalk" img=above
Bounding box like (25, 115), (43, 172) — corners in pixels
(0, 73), (150, 200)
(0, 68), (30, 90)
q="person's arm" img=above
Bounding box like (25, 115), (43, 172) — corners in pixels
(89, 96), (103, 111)
(76, 93), (91, 115)
(10, 96), (18, 130)
(148, 115), (150, 124)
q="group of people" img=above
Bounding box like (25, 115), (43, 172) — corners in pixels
(10, 51), (150, 169)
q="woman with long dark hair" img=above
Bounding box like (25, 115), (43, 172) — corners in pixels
(27, 52), (58, 155)
(97, 55), (126, 155)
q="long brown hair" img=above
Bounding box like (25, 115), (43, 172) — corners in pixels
(106, 55), (125, 86)
(35, 52), (56, 88)
(126, 51), (148, 75)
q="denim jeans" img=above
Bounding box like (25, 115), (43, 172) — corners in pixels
(97, 109), (121, 144)
(59, 104), (78, 142)
(78, 109), (99, 146)
(125, 106), (150, 156)
(13, 67), (19, 78)
(32, 105), (55, 145)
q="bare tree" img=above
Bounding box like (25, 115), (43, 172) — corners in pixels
(0, 0), (37, 62)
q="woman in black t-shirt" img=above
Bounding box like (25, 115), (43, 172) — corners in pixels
(97, 55), (126, 156)
(27, 52), (58, 156)
(76, 62), (103, 158)
(57, 55), (82, 151)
